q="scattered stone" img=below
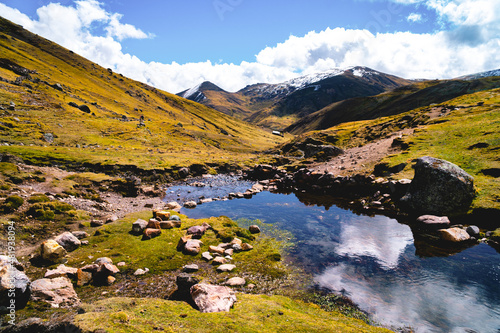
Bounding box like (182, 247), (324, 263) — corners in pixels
(416, 215), (451, 229)
(143, 228), (161, 240)
(107, 276), (116, 285)
(241, 243), (254, 251)
(184, 239), (203, 255)
(224, 248), (234, 256)
(232, 244), (242, 252)
(76, 269), (93, 286)
(134, 268), (149, 276)
(117, 262), (126, 267)
(104, 214), (118, 224)
(81, 240), (89, 246)
(94, 257), (113, 266)
(165, 202), (182, 211)
(54, 232), (81, 252)
(71, 231), (89, 239)
(184, 201), (197, 209)
(177, 235), (192, 251)
(147, 219), (160, 229)
(190, 283), (237, 313)
(183, 264), (199, 273)
(216, 264), (236, 272)
(247, 284), (256, 290)
(230, 238), (242, 246)
(0, 256), (30, 311)
(43, 133), (54, 143)
(226, 277), (246, 287)
(31, 277), (80, 308)
(401, 156), (475, 216)
(438, 228), (471, 242)
(208, 245), (225, 255)
(159, 220), (175, 229)
(40, 239), (67, 263)
(131, 219), (148, 235)
(90, 219), (104, 227)
(187, 223), (211, 239)
(249, 225), (261, 234)
(466, 225), (480, 237)
(44, 264), (78, 279)
(212, 257), (227, 265)
(154, 210), (171, 221)
(201, 252), (213, 261)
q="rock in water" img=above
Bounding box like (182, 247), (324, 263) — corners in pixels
(416, 215), (451, 229)
(54, 232), (81, 252)
(190, 283), (237, 313)
(0, 256), (31, 311)
(30, 277), (80, 308)
(401, 156), (475, 216)
(438, 228), (471, 242)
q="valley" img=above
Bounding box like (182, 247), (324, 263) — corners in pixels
(0, 15), (500, 333)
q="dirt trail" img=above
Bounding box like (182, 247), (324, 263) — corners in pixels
(309, 106), (450, 176)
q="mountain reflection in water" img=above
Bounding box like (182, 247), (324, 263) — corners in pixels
(165, 183), (500, 332)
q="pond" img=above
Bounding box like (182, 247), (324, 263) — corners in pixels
(164, 176), (500, 333)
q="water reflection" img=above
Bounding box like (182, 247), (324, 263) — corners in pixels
(167, 185), (500, 332)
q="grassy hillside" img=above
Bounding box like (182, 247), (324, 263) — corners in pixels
(0, 17), (287, 173)
(287, 77), (500, 134)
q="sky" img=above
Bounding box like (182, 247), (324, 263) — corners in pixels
(0, 0), (499, 93)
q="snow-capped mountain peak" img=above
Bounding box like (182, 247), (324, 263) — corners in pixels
(457, 68), (500, 80)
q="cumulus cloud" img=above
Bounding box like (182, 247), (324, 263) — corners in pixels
(407, 12), (423, 22)
(0, 0), (499, 93)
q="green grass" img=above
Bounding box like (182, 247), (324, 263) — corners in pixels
(73, 295), (391, 333)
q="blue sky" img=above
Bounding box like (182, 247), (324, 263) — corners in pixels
(0, 0), (498, 92)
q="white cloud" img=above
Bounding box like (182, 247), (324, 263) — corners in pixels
(407, 12), (423, 22)
(0, 0), (499, 93)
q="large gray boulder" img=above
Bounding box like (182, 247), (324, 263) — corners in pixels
(401, 156), (475, 216)
(31, 277), (80, 308)
(0, 256), (31, 312)
(54, 232), (81, 252)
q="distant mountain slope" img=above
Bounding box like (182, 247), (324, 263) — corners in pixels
(286, 77), (500, 134)
(0, 17), (286, 171)
(457, 68), (500, 80)
(177, 81), (254, 119)
(179, 67), (411, 129)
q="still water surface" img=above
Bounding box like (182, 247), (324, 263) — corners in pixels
(164, 177), (500, 332)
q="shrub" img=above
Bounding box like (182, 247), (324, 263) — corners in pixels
(26, 201), (75, 220)
(1, 195), (24, 213)
(28, 194), (51, 203)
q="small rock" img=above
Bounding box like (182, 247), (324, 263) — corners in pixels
(154, 210), (171, 221)
(438, 228), (471, 242)
(81, 240), (89, 246)
(217, 264), (236, 272)
(177, 235), (192, 251)
(184, 239), (203, 255)
(224, 248), (234, 256)
(183, 264), (199, 273)
(44, 264), (78, 279)
(40, 240), (67, 263)
(165, 202), (182, 211)
(31, 277), (80, 308)
(212, 257), (227, 265)
(77, 269), (93, 287)
(208, 245), (225, 255)
(147, 219), (161, 229)
(132, 219), (148, 235)
(134, 268), (149, 276)
(230, 238), (242, 246)
(184, 201), (197, 209)
(249, 225), (261, 234)
(107, 276), (116, 285)
(170, 215), (181, 221)
(159, 220), (175, 229)
(143, 228), (161, 240)
(104, 214), (118, 224)
(190, 283), (237, 313)
(241, 243), (253, 251)
(90, 219), (104, 227)
(226, 277), (246, 287)
(71, 231), (89, 239)
(232, 244), (242, 252)
(202, 252), (213, 261)
(187, 223), (211, 239)
(117, 262), (126, 267)
(466, 225), (480, 236)
(54, 232), (81, 252)
(416, 215), (451, 229)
